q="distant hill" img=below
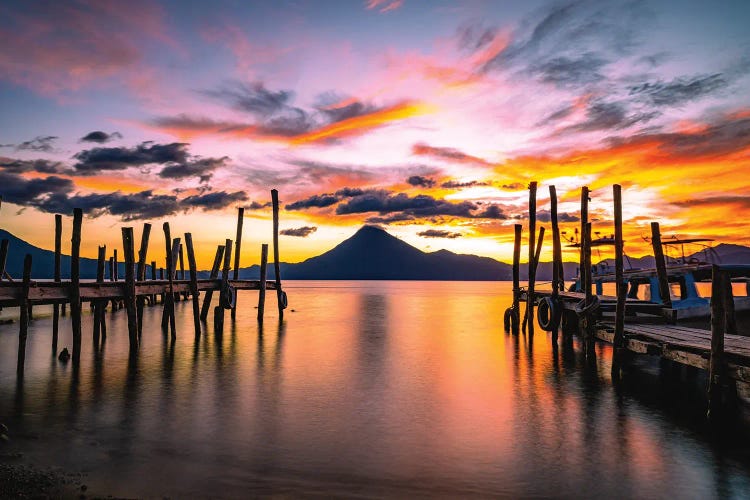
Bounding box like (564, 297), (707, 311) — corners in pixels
(1, 226), (749, 281)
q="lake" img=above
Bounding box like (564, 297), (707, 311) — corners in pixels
(1, 281), (750, 498)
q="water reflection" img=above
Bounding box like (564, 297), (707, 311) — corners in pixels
(0, 282), (749, 498)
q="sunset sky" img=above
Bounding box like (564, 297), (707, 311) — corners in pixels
(1, 0), (749, 268)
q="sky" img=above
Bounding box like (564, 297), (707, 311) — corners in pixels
(1, 0), (749, 268)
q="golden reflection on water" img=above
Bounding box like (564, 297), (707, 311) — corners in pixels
(0, 281), (749, 498)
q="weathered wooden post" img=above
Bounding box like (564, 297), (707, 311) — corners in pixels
(708, 265), (727, 419)
(583, 221), (595, 359)
(150, 260), (157, 305)
(161, 222), (174, 333)
(122, 227), (138, 350)
(214, 239), (233, 332)
(0, 240), (8, 280)
(724, 273), (737, 336)
(184, 233), (201, 338)
(549, 185), (562, 343)
(232, 207), (244, 320)
(200, 245), (225, 321)
(579, 186), (589, 293)
(271, 189), (285, 318)
(177, 243), (185, 301)
(17, 254), (31, 375)
(94, 245), (107, 342)
(523, 227), (545, 335)
(257, 243), (268, 323)
(527, 182), (537, 337)
(511, 224), (522, 335)
(167, 238), (180, 338)
(52, 214), (62, 351)
(612, 184), (626, 376)
(135, 223), (151, 334)
(650, 222), (672, 309)
(71, 208), (83, 365)
(113, 249), (118, 281)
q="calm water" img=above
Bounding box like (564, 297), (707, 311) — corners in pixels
(2, 281), (750, 498)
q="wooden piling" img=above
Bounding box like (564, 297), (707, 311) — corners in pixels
(708, 265), (726, 419)
(523, 227), (545, 335)
(549, 185), (562, 343)
(612, 184), (626, 375)
(178, 243), (185, 301)
(109, 257), (114, 282)
(527, 182), (537, 337)
(579, 186), (589, 294)
(113, 249), (118, 281)
(271, 189), (284, 317)
(258, 243), (268, 323)
(17, 254), (31, 375)
(70, 208), (83, 365)
(167, 238), (180, 338)
(52, 214), (62, 350)
(199, 245), (224, 322)
(161, 222), (174, 333)
(723, 274), (737, 336)
(231, 207), (244, 320)
(650, 222), (672, 308)
(122, 227), (138, 350)
(512, 224), (522, 335)
(150, 260), (157, 304)
(583, 221), (595, 359)
(94, 245), (106, 342)
(0, 239), (8, 280)
(184, 233), (201, 337)
(214, 238), (233, 331)
(136, 223), (151, 335)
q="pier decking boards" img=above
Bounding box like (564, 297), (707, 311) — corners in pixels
(0, 190), (287, 373)
(508, 182), (750, 419)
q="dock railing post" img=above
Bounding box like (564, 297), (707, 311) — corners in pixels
(527, 182), (537, 337)
(612, 184), (626, 376)
(17, 254), (32, 375)
(52, 214), (62, 352)
(579, 187), (589, 293)
(232, 207), (244, 320)
(184, 233), (202, 338)
(511, 224), (522, 335)
(271, 189), (285, 318)
(708, 265), (727, 420)
(122, 227), (138, 350)
(136, 223), (151, 336)
(258, 244), (268, 323)
(650, 222), (672, 310)
(70, 208), (83, 365)
(549, 185), (562, 343)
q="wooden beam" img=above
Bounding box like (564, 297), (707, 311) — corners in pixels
(549, 185), (562, 343)
(512, 224), (521, 335)
(52, 214), (62, 351)
(258, 244), (268, 323)
(0, 239), (8, 281)
(122, 227), (138, 350)
(94, 245), (106, 343)
(651, 222), (672, 308)
(271, 189), (284, 318)
(527, 181), (537, 337)
(161, 222), (174, 332)
(184, 233), (201, 338)
(579, 186), (589, 294)
(215, 238), (233, 331)
(16, 254), (31, 375)
(136, 223), (151, 336)
(70, 208), (83, 365)
(612, 184), (626, 376)
(200, 245), (224, 322)
(232, 206), (244, 320)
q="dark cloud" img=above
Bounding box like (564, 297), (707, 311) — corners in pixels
(0, 157), (67, 174)
(248, 200), (272, 210)
(38, 190), (182, 220)
(407, 175), (436, 187)
(181, 191), (248, 210)
(73, 141), (190, 174)
(502, 182), (525, 190)
(530, 52), (608, 88)
(606, 115), (750, 159)
(280, 226), (317, 237)
(3, 135), (59, 152)
(285, 194), (339, 210)
(473, 205), (507, 219)
(418, 229), (462, 239)
(0, 171), (73, 207)
(159, 156), (229, 182)
(441, 179), (490, 189)
(629, 73), (727, 107)
(561, 99), (659, 133)
(79, 131), (123, 143)
(365, 213), (416, 224)
(203, 81), (293, 117)
(537, 210), (580, 222)
(335, 187), (365, 197)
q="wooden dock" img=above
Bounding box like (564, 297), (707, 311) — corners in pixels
(1, 189), (288, 374)
(505, 181), (749, 419)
